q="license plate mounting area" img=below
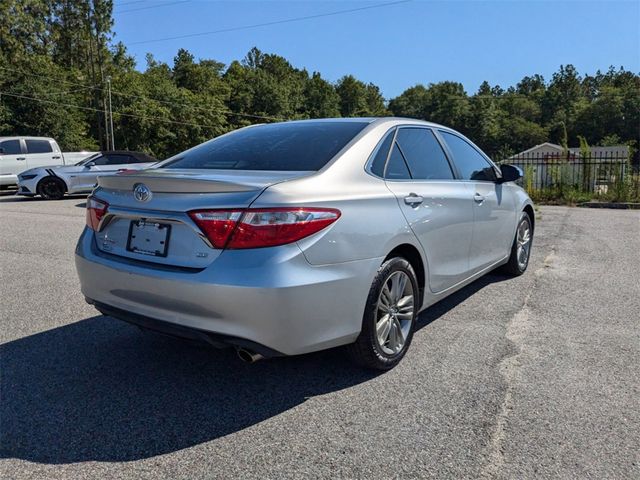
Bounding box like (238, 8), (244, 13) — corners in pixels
(126, 220), (171, 257)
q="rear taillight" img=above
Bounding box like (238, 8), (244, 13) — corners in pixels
(188, 210), (243, 249)
(86, 197), (109, 231)
(189, 207), (340, 249)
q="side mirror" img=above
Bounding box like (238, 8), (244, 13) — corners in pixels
(499, 164), (523, 183)
(85, 161), (95, 168)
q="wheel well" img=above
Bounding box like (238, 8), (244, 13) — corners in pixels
(37, 176), (67, 194)
(385, 244), (426, 307)
(523, 204), (535, 231)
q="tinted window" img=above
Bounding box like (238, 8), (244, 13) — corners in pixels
(25, 139), (53, 154)
(104, 154), (134, 165)
(440, 131), (497, 181)
(129, 153), (154, 164)
(395, 128), (453, 180)
(0, 140), (22, 155)
(76, 153), (101, 166)
(369, 129), (394, 177)
(385, 143), (411, 180)
(163, 121), (369, 171)
(91, 155), (109, 166)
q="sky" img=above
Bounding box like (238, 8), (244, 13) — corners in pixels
(112, 0), (640, 98)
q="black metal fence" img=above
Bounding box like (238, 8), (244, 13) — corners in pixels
(499, 153), (640, 202)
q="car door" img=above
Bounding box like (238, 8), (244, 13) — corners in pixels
(24, 139), (62, 169)
(69, 153), (135, 191)
(117, 154), (154, 172)
(438, 131), (515, 273)
(0, 139), (26, 184)
(381, 127), (475, 293)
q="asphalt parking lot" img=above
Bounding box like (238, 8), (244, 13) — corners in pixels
(1, 194), (638, 479)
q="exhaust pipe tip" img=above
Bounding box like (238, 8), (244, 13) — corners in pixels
(236, 347), (264, 363)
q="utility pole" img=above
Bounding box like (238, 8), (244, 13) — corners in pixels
(103, 95), (109, 151)
(107, 76), (115, 151)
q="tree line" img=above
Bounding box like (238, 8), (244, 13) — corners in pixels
(1, 0), (638, 161)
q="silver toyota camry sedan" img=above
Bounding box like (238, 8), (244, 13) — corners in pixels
(75, 118), (534, 370)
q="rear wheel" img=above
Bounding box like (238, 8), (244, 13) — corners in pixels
(501, 211), (533, 276)
(38, 177), (66, 200)
(347, 257), (418, 370)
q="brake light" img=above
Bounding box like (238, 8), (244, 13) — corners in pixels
(188, 210), (243, 249)
(189, 208), (340, 249)
(86, 197), (109, 231)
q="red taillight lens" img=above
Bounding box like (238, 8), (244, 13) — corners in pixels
(86, 197), (109, 231)
(188, 207), (340, 249)
(229, 208), (341, 249)
(189, 210), (244, 249)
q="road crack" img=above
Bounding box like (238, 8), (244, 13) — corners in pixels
(480, 247), (556, 479)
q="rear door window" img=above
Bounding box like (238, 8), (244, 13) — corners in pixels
(0, 139), (22, 155)
(25, 139), (53, 154)
(385, 143), (411, 180)
(395, 128), (454, 180)
(368, 129), (395, 177)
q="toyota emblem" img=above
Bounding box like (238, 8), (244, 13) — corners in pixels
(133, 183), (152, 202)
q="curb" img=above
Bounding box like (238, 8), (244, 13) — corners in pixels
(577, 202), (640, 210)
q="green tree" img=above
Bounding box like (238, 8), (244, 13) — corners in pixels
(304, 72), (340, 118)
(336, 75), (368, 117)
(387, 84), (428, 119)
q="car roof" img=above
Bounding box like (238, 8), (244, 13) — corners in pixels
(255, 117), (451, 130)
(99, 150), (155, 157)
(0, 136), (54, 141)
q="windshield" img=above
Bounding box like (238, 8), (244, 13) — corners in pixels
(160, 121), (369, 171)
(75, 153), (101, 166)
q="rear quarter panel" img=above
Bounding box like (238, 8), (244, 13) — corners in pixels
(253, 122), (424, 266)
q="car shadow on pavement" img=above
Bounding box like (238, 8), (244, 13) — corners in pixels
(0, 272), (510, 464)
(415, 272), (512, 331)
(0, 194), (88, 202)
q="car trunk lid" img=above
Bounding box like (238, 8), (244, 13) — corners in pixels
(91, 169), (312, 268)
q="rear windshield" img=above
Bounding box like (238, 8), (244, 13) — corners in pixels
(161, 121), (369, 171)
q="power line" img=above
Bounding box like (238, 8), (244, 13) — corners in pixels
(115, 0), (146, 6)
(0, 91), (238, 128)
(42, 85), (95, 96)
(0, 66), (284, 121)
(117, 1), (189, 14)
(129, 0), (413, 45)
(2, 65), (631, 107)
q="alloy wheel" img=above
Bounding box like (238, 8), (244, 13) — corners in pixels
(516, 216), (532, 270)
(375, 270), (414, 355)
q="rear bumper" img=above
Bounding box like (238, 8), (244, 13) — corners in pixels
(75, 227), (382, 355)
(0, 174), (17, 187)
(88, 299), (284, 357)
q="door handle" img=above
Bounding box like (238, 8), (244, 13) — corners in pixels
(404, 193), (424, 206)
(473, 193), (485, 203)
(52, 155), (61, 159)
(16, 157), (26, 161)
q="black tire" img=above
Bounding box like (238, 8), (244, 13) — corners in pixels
(501, 211), (533, 276)
(37, 176), (66, 200)
(347, 257), (419, 371)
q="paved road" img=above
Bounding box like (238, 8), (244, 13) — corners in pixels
(1, 195), (638, 479)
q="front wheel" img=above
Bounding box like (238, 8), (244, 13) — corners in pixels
(38, 177), (66, 200)
(501, 211), (533, 276)
(347, 257), (419, 370)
